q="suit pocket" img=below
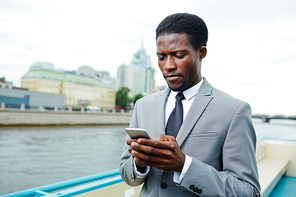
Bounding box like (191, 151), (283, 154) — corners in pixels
(189, 132), (219, 137)
(182, 132), (220, 162)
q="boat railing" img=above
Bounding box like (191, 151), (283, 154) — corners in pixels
(2, 169), (123, 197)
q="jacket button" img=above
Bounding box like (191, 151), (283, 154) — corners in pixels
(189, 185), (194, 190)
(197, 189), (202, 194)
(161, 182), (168, 189)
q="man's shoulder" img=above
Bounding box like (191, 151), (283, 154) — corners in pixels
(211, 87), (250, 110)
(212, 87), (241, 100)
(202, 78), (247, 105)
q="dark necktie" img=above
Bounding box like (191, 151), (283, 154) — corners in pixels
(166, 92), (185, 138)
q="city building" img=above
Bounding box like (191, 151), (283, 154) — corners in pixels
(116, 44), (156, 97)
(95, 70), (116, 89)
(0, 77), (13, 89)
(0, 88), (66, 110)
(116, 64), (129, 89)
(21, 62), (116, 110)
(77, 65), (96, 78)
(0, 75), (65, 109)
(30, 61), (54, 71)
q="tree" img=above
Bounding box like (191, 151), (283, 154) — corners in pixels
(116, 87), (130, 110)
(133, 93), (143, 104)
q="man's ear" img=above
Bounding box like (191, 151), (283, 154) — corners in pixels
(198, 46), (207, 61)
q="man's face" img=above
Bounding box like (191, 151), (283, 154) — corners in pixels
(156, 33), (203, 91)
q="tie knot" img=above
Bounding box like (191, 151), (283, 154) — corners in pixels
(176, 92), (185, 102)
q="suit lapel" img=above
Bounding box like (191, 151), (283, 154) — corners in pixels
(176, 78), (213, 147)
(155, 87), (170, 136)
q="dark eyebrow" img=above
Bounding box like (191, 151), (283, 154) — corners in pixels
(157, 50), (187, 55)
(156, 52), (165, 55)
(174, 50), (187, 52)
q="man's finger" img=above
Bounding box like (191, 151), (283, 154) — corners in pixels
(136, 138), (176, 150)
(127, 138), (137, 145)
(132, 149), (170, 165)
(131, 142), (174, 158)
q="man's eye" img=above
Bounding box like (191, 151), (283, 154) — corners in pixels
(158, 56), (165, 60)
(175, 55), (184, 59)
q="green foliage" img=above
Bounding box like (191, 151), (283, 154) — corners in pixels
(116, 87), (130, 110)
(133, 93), (143, 104)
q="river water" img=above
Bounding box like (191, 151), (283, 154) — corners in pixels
(0, 119), (296, 195)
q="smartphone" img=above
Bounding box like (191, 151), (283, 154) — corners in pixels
(125, 128), (150, 139)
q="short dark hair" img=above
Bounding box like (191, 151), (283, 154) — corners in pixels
(156, 13), (208, 51)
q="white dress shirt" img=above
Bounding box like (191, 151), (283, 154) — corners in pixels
(134, 79), (204, 184)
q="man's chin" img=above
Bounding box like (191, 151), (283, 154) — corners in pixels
(167, 83), (184, 92)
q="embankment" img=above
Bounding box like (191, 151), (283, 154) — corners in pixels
(0, 109), (132, 126)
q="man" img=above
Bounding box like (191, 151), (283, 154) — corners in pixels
(120, 13), (261, 197)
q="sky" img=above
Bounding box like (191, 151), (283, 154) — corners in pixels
(1, 0), (296, 115)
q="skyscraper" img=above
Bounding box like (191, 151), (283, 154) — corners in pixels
(117, 44), (155, 97)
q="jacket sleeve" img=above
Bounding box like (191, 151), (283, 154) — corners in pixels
(179, 103), (261, 197)
(119, 102), (148, 186)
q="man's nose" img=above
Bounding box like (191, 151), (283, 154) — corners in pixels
(163, 56), (176, 70)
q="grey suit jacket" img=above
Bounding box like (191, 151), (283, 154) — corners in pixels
(120, 78), (261, 197)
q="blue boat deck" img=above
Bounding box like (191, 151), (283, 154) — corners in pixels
(268, 176), (296, 197)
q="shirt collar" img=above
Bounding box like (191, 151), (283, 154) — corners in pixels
(169, 78), (204, 100)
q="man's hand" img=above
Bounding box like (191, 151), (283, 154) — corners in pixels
(127, 134), (185, 173)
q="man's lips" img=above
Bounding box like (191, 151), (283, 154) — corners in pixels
(164, 74), (182, 81)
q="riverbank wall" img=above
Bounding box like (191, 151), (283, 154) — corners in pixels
(0, 109), (132, 126)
